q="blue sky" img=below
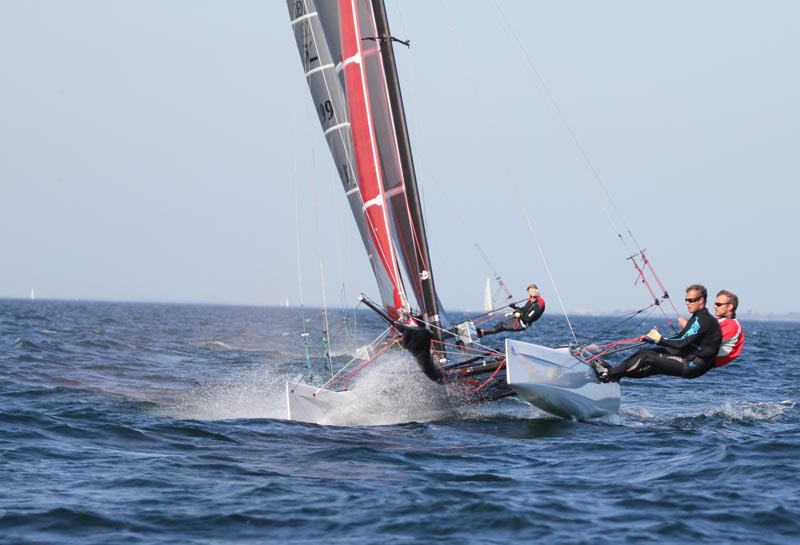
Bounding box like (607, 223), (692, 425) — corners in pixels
(1, 1), (798, 316)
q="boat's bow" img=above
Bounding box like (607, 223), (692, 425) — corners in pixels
(505, 339), (620, 420)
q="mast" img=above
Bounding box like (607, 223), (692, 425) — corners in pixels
(369, 0), (442, 338)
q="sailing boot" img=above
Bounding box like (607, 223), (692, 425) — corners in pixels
(592, 360), (611, 382)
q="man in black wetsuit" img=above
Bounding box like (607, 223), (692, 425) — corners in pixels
(477, 283), (545, 338)
(596, 284), (722, 382)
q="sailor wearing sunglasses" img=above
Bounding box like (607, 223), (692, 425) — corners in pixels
(595, 284), (723, 382)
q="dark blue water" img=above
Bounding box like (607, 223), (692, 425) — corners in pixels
(2, 299), (798, 544)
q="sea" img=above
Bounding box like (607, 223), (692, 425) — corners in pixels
(2, 298), (798, 544)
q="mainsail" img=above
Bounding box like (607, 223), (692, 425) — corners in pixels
(288, 0), (441, 332)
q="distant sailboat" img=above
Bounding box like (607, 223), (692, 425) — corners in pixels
(30, 288), (36, 300)
(483, 279), (493, 313)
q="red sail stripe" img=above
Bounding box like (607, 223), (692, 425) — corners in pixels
(339, 0), (405, 319)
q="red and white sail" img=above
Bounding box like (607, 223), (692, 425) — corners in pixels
(288, 0), (440, 326)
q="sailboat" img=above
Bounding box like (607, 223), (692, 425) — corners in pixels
(483, 279), (493, 314)
(285, 0), (619, 423)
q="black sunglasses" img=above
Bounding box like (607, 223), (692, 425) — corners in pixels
(685, 297), (703, 303)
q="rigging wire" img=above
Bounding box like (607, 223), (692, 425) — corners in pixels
(398, 1), (550, 325)
(297, 7), (335, 378)
(490, 0), (681, 328)
(317, 324), (395, 391)
(430, 0), (586, 342)
(294, 182), (313, 380)
(306, 102), (334, 378)
(490, 0), (626, 239)
(628, 230), (681, 318)
(474, 242), (514, 304)
(429, 0), (558, 320)
(522, 209), (579, 347)
(340, 283), (355, 348)
(628, 252), (678, 332)
(291, 63), (313, 380)
(575, 303), (660, 355)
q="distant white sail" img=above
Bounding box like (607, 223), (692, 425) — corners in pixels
(483, 278), (492, 312)
(30, 288), (36, 300)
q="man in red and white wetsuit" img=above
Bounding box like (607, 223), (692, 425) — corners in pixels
(713, 289), (745, 367)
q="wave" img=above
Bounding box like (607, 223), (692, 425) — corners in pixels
(662, 400), (796, 429)
(200, 341), (235, 351)
(0, 507), (135, 533)
(13, 337), (41, 351)
(707, 399), (796, 422)
(77, 339), (137, 351)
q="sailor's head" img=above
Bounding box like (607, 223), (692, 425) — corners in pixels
(527, 283), (539, 297)
(715, 289), (739, 318)
(684, 284), (707, 311)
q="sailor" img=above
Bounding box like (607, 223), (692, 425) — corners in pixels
(712, 289), (745, 367)
(596, 284), (722, 382)
(673, 289), (745, 367)
(477, 283), (545, 338)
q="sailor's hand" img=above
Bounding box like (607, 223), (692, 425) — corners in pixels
(509, 302), (518, 310)
(514, 312), (521, 319)
(678, 317), (687, 328)
(645, 328), (662, 344)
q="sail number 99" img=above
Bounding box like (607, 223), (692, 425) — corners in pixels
(318, 100), (334, 122)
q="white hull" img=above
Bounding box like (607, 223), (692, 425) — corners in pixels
(505, 339), (620, 420)
(286, 380), (354, 425)
(285, 340), (620, 425)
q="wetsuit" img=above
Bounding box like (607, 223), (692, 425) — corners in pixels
(481, 296), (546, 336)
(607, 306), (722, 380)
(716, 317), (744, 367)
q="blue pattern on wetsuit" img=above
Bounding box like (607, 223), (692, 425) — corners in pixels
(671, 318), (700, 341)
(669, 317), (702, 369)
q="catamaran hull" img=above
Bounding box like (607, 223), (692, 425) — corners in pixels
(286, 380), (355, 425)
(505, 339), (620, 420)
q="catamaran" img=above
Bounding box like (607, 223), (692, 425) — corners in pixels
(285, 0), (621, 424)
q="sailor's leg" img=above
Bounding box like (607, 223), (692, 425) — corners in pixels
(677, 357), (715, 379)
(500, 318), (523, 332)
(482, 318), (514, 336)
(624, 361), (657, 379)
(602, 349), (643, 380)
(634, 351), (686, 378)
(604, 348), (666, 380)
